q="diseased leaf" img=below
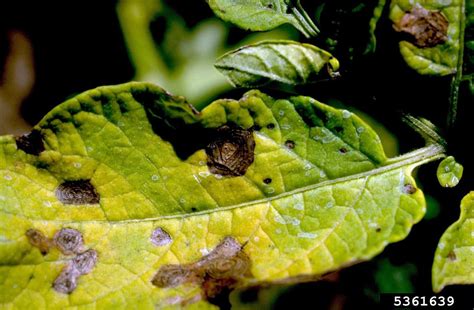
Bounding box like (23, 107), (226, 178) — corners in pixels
(389, 0), (463, 75)
(0, 82), (444, 308)
(436, 156), (463, 187)
(207, 0), (319, 37)
(215, 40), (339, 87)
(432, 192), (474, 292)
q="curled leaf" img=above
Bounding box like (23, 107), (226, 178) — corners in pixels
(432, 192), (474, 292)
(0, 82), (444, 307)
(207, 0), (319, 37)
(437, 156), (463, 187)
(215, 40), (339, 87)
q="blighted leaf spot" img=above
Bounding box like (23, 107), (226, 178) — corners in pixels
(394, 5), (448, 48)
(206, 125), (255, 177)
(285, 140), (295, 149)
(150, 227), (172, 246)
(266, 123), (275, 129)
(403, 184), (417, 194)
(56, 180), (100, 205)
(25, 229), (52, 256)
(72, 249), (98, 274)
(151, 265), (196, 288)
(376, 227), (382, 233)
(15, 130), (45, 156)
(447, 251), (456, 261)
(263, 178), (272, 184)
(152, 237), (251, 303)
(53, 265), (79, 294)
(53, 228), (84, 255)
(339, 147), (348, 154)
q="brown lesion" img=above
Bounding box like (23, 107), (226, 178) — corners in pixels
(151, 236), (251, 306)
(55, 180), (100, 205)
(393, 5), (449, 48)
(206, 125), (255, 177)
(25, 228), (98, 294)
(15, 130), (45, 155)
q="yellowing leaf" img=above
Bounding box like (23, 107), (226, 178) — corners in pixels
(432, 192), (474, 292)
(390, 0), (463, 75)
(0, 82), (444, 308)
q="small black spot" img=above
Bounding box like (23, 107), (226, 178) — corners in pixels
(375, 228), (382, 233)
(15, 130), (45, 155)
(403, 184), (417, 194)
(263, 178), (272, 184)
(447, 251), (456, 261)
(339, 147), (348, 154)
(56, 180), (100, 205)
(191, 207), (198, 212)
(334, 126), (343, 133)
(251, 124), (261, 131)
(267, 3), (273, 9)
(266, 123), (275, 129)
(285, 140), (295, 149)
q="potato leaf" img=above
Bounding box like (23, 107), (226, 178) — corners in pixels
(432, 192), (474, 292)
(436, 156), (463, 187)
(390, 0), (464, 75)
(207, 0), (319, 38)
(215, 40), (339, 87)
(0, 82), (444, 308)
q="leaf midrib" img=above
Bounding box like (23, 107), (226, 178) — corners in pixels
(1, 145), (444, 224)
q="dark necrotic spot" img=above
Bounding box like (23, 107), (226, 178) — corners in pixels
(403, 184), (417, 194)
(334, 126), (343, 133)
(15, 130), (45, 155)
(285, 140), (295, 149)
(191, 207), (198, 212)
(263, 178), (272, 184)
(56, 180), (100, 205)
(54, 228), (84, 255)
(53, 264), (80, 294)
(376, 227), (382, 233)
(339, 147), (348, 154)
(25, 229), (52, 256)
(151, 265), (196, 288)
(394, 6), (448, 48)
(206, 125), (255, 177)
(72, 249), (98, 275)
(447, 251), (456, 261)
(266, 123), (275, 130)
(150, 227), (172, 247)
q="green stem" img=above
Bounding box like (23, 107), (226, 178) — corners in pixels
(116, 0), (169, 84)
(290, 1), (320, 37)
(447, 0), (466, 130)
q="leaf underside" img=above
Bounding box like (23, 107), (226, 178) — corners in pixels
(0, 82), (435, 308)
(432, 192), (474, 292)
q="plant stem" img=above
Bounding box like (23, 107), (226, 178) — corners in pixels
(290, 1), (320, 38)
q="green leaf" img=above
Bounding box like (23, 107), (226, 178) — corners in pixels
(432, 192), (474, 292)
(366, 0), (387, 54)
(0, 82), (444, 307)
(389, 0), (464, 75)
(207, 0), (319, 38)
(215, 40), (339, 87)
(436, 156), (463, 187)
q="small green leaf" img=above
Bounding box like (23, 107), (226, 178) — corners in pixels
(1, 82), (444, 307)
(389, 0), (463, 75)
(436, 156), (463, 187)
(207, 0), (319, 37)
(215, 40), (339, 87)
(432, 192), (474, 292)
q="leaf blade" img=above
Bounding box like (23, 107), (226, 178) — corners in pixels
(215, 40), (339, 87)
(432, 192), (474, 292)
